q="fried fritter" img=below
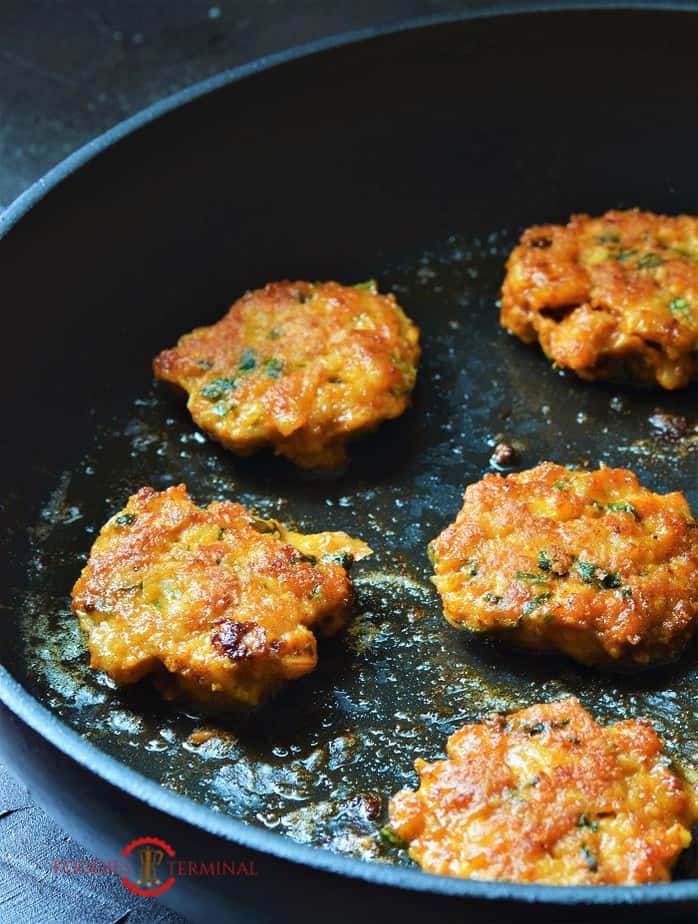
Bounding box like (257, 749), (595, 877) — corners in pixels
(429, 462), (698, 668)
(153, 280), (420, 469)
(388, 697), (697, 885)
(71, 484), (371, 709)
(501, 209), (698, 389)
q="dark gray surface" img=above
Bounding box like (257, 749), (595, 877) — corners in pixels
(0, 0), (489, 210)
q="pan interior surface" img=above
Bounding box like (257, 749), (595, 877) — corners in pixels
(1, 5), (698, 896)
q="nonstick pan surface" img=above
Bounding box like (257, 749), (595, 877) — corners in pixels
(1, 4), (698, 916)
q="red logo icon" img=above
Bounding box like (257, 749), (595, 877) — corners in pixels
(121, 836), (177, 897)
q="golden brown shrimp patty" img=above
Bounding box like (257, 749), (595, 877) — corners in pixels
(429, 463), (698, 668)
(71, 484), (370, 709)
(154, 280), (420, 469)
(388, 697), (697, 885)
(501, 210), (698, 389)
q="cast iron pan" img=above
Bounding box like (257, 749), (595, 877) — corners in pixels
(2, 5), (698, 922)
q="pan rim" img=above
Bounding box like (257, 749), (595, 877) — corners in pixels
(2, 0), (698, 906)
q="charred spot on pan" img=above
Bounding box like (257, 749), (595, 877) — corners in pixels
(490, 441), (519, 468)
(349, 791), (383, 821)
(212, 619), (262, 661)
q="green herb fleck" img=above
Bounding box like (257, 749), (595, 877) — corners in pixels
(526, 722), (546, 736)
(217, 527), (226, 540)
(354, 279), (378, 294)
(578, 814), (599, 831)
(118, 580), (142, 593)
(427, 542), (438, 566)
(574, 560), (597, 584)
(601, 571), (622, 589)
(621, 587), (633, 598)
(115, 513), (136, 527)
(196, 359), (214, 370)
(669, 297), (692, 318)
(378, 825), (407, 849)
(580, 845), (598, 872)
(322, 550), (354, 570)
(310, 584), (323, 598)
(213, 401), (230, 417)
(483, 592), (502, 604)
(522, 592), (551, 615)
(264, 357), (283, 379)
(597, 233), (620, 244)
(516, 571), (548, 583)
(201, 377), (236, 400)
(239, 349), (257, 372)
(553, 480), (569, 491)
(538, 550), (552, 572)
(267, 328), (281, 340)
(466, 560), (479, 577)
(607, 501), (640, 520)
(637, 252), (664, 269)
(249, 515), (281, 537)
(616, 249), (638, 262)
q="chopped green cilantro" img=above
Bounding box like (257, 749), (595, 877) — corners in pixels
(516, 571), (548, 582)
(378, 825), (407, 848)
(607, 501), (640, 520)
(115, 513), (136, 527)
(670, 297), (692, 318)
(264, 357), (283, 378)
(577, 814), (599, 832)
(201, 377), (236, 400)
(538, 550), (552, 572)
(354, 279), (378, 294)
(637, 252), (664, 269)
(239, 349), (257, 372)
(522, 592), (551, 615)
(574, 560), (597, 584)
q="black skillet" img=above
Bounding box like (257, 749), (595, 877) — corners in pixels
(2, 4), (698, 922)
